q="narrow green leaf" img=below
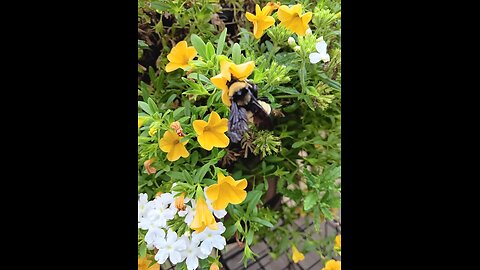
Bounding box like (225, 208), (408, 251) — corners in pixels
(292, 141), (306, 148)
(251, 217), (274, 228)
(191, 34), (207, 59)
(206, 42), (215, 60)
(232, 43), (241, 64)
(138, 101), (152, 115)
(147, 97), (159, 113)
(216, 28), (228, 55)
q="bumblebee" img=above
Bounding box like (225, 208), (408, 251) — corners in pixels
(227, 79), (272, 143)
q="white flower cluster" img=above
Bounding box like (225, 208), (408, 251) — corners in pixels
(138, 187), (227, 270)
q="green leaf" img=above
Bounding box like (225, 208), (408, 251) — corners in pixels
(251, 217), (274, 228)
(147, 97), (159, 113)
(292, 141), (306, 148)
(138, 101), (152, 115)
(187, 73), (211, 85)
(320, 205), (334, 220)
(216, 28), (228, 55)
(173, 107), (185, 118)
(224, 223), (237, 239)
(205, 42), (215, 60)
(166, 94), (177, 106)
(247, 190), (263, 214)
(194, 163), (211, 183)
(304, 192), (318, 211)
(246, 229), (254, 245)
(191, 34), (207, 59)
(232, 43), (241, 64)
(139, 242), (147, 257)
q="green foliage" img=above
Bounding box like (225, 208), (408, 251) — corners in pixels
(138, 0), (341, 266)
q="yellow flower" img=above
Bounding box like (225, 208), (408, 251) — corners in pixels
(210, 60), (255, 106)
(292, 245), (305, 263)
(335, 235), (341, 250)
(148, 127), (158, 137)
(144, 158), (157, 175)
(322, 260), (341, 270)
(138, 118), (145, 129)
(265, 1), (281, 15)
(190, 196), (218, 233)
(165, 41), (197, 72)
(193, 111), (229, 150)
(205, 172), (247, 210)
(159, 130), (190, 161)
(246, 4), (276, 39)
(277, 4), (313, 36)
(138, 255), (160, 270)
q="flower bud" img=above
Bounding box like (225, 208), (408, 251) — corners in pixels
(287, 37), (295, 45)
(293, 46), (301, 52)
(210, 263), (220, 270)
(143, 158), (157, 175)
(305, 28), (312, 36)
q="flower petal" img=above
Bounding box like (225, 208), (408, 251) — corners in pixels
(277, 5), (294, 22)
(220, 60), (232, 81)
(205, 184), (220, 201)
(309, 52), (322, 64)
(185, 46), (197, 62)
(169, 250), (182, 264)
(165, 62), (182, 72)
(245, 12), (256, 22)
(291, 4), (302, 15)
(316, 41), (327, 54)
(155, 250), (169, 264)
(186, 255), (199, 270)
(167, 143), (189, 161)
(202, 131), (230, 149)
(193, 120), (208, 136)
(229, 61), (255, 80)
(235, 178), (248, 190)
(301, 12), (313, 27)
(159, 130), (177, 152)
(221, 89), (231, 106)
(210, 74), (228, 92)
(167, 41), (187, 63)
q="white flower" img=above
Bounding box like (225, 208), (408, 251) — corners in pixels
(305, 28), (312, 36)
(288, 37), (296, 45)
(155, 229), (187, 264)
(181, 199), (196, 226)
(180, 236), (209, 270)
(309, 37), (330, 63)
(150, 196), (177, 228)
(138, 200), (158, 230)
(144, 227), (165, 250)
(204, 188), (227, 219)
(192, 222), (227, 255)
(138, 193), (149, 221)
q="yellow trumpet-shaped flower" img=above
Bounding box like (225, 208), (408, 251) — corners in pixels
(277, 4), (313, 36)
(210, 60), (255, 106)
(159, 130), (190, 162)
(205, 172), (247, 210)
(246, 4), (276, 39)
(165, 41), (197, 72)
(265, 1), (281, 15)
(190, 196), (218, 233)
(292, 245), (305, 263)
(322, 260), (341, 270)
(138, 255), (160, 270)
(193, 111), (229, 150)
(335, 235), (341, 250)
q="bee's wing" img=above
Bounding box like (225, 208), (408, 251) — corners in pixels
(245, 89), (273, 129)
(228, 100), (249, 143)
